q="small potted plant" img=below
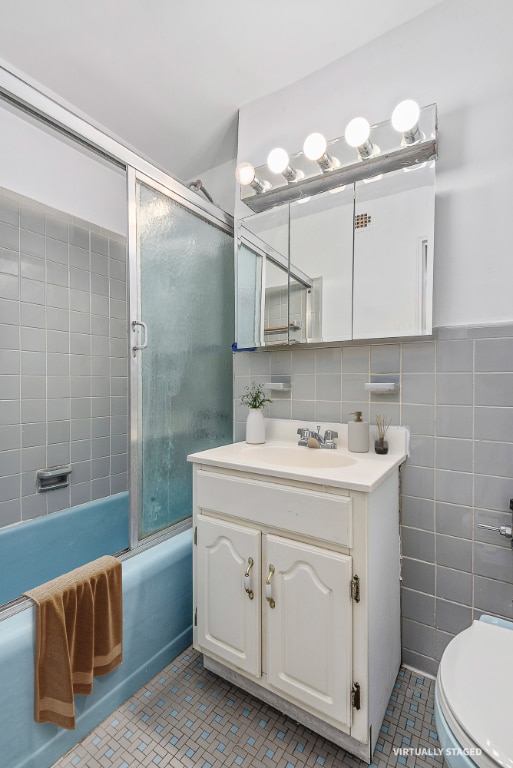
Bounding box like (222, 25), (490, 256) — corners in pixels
(375, 414), (391, 454)
(241, 382), (271, 444)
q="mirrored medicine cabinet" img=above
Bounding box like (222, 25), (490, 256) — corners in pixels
(235, 104), (437, 348)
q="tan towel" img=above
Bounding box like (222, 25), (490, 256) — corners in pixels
(24, 555), (122, 729)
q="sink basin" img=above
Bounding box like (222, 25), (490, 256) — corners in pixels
(188, 420), (409, 491)
(239, 445), (357, 468)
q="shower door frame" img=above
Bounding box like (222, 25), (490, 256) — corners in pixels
(127, 168), (234, 548)
(0, 64), (234, 553)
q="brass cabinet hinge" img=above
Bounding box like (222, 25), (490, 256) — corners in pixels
(351, 682), (361, 710)
(350, 574), (360, 603)
(194, 527), (197, 545)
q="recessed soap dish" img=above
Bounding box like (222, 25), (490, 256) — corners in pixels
(36, 465), (72, 492)
(263, 376), (292, 392)
(364, 378), (400, 395)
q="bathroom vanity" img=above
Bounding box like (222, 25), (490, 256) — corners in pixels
(188, 420), (408, 762)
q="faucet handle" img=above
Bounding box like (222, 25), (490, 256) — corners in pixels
(297, 426), (310, 446)
(324, 429), (338, 441)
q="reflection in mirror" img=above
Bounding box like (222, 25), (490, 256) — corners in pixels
(288, 271), (312, 344)
(264, 259), (290, 344)
(289, 186), (354, 342)
(352, 162), (435, 339)
(242, 206), (289, 259)
(236, 238), (262, 349)
(238, 206), (289, 347)
(237, 207), (320, 346)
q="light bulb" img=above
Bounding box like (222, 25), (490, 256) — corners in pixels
(303, 132), (338, 172)
(235, 162), (255, 186)
(303, 132), (327, 161)
(267, 147), (290, 174)
(391, 100), (420, 133)
(345, 117), (371, 148)
(235, 162), (270, 194)
(267, 147), (302, 182)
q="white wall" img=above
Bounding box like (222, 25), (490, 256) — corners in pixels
(0, 103), (127, 235)
(190, 157), (237, 216)
(236, 0), (513, 328)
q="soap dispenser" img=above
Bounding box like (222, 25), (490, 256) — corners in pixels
(348, 411), (369, 453)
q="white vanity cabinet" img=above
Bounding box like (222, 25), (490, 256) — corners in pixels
(188, 429), (406, 764)
(196, 512), (353, 728)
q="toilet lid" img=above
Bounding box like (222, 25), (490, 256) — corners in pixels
(438, 620), (513, 768)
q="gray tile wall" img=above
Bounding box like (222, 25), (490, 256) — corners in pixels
(264, 283), (308, 344)
(233, 329), (513, 675)
(0, 189), (128, 527)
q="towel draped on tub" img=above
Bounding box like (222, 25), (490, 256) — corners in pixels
(24, 554), (122, 729)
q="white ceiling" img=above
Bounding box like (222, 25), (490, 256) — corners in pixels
(0, 0), (444, 183)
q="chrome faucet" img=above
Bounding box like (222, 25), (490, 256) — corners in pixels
(297, 426), (338, 449)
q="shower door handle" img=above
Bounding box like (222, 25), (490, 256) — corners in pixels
(132, 320), (148, 355)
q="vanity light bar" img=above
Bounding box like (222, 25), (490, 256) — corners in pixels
(237, 102), (437, 213)
(244, 139), (436, 213)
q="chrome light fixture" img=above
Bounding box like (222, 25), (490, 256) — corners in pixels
(267, 147), (303, 182)
(303, 132), (339, 171)
(344, 117), (378, 159)
(391, 99), (422, 145)
(235, 162), (270, 194)
(237, 102), (437, 213)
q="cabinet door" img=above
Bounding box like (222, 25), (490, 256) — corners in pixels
(265, 534), (353, 727)
(196, 515), (261, 676)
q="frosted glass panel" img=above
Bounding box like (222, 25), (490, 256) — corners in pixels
(137, 182), (234, 538)
(237, 242), (262, 348)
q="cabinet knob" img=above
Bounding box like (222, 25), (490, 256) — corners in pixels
(244, 557), (254, 600)
(265, 564), (276, 609)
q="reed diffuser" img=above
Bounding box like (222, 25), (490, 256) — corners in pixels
(375, 414), (391, 454)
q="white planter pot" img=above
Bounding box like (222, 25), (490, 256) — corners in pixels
(246, 408), (265, 444)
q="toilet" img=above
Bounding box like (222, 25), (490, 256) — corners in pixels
(435, 616), (513, 768)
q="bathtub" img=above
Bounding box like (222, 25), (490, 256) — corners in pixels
(0, 493), (193, 768)
(0, 493), (130, 605)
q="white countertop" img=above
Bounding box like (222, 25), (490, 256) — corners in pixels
(188, 419), (409, 492)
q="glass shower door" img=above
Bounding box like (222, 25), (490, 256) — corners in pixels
(130, 172), (234, 541)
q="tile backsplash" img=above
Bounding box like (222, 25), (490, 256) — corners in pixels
(0, 189), (128, 526)
(233, 328), (513, 675)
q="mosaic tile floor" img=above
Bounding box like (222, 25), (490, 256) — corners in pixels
(52, 648), (443, 768)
